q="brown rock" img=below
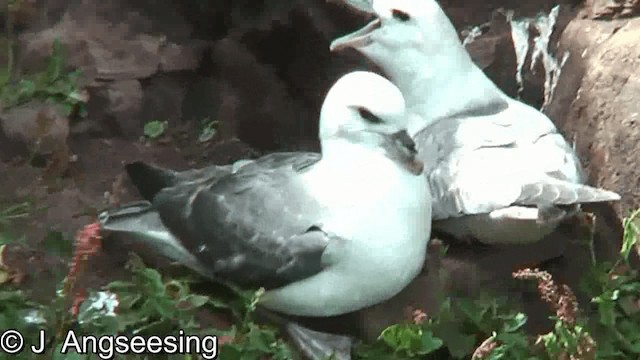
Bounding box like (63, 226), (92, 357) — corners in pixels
(89, 34), (161, 81)
(140, 74), (188, 129)
(17, 1), (201, 80)
(586, 0), (640, 19)
(159, 41), (210, 72)
(86, 79), (144, 138)
(210, 37), (314, 151)
(354, 232), (574, 340)
(547, 17), (639, 226)
(0, 101), (69, 158)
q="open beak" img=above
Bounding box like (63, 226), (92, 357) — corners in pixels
(330, 18), (381, 52)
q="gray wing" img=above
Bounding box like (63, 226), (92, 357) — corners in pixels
(416, 111), (619, 220)
(152, 152), (334, 289)
(125, 152), (319, 202)
(125, 162), (236, 202)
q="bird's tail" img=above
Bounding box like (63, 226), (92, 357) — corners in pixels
(518, 179), (621, 206)
(125, 161), (239, 201)
(98, 201), (213, 279)
(125, 162), (181, 201)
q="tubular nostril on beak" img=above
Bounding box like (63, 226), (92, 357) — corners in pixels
(391, 130), (417, 155)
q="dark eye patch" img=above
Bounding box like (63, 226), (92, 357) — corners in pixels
(392, 9), (411, 22)
(357, 107), (385, 124)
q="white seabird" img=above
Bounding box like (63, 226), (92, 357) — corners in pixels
(330, 0), (620, 245)
(98, 71), (432, 317)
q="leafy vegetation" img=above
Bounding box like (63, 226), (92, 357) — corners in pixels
(198, 117), (218, 143)
(144, 120), (169, 140)
(0, 38), (88, 118)
(354, 210), (640, 360)
(0, 203), (638, 359)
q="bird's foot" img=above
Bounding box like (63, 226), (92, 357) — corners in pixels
(286, 322), (354, 360)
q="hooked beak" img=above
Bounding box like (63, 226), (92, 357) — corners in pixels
(383, 130), (424, 176)
(330, 18), (381, 52)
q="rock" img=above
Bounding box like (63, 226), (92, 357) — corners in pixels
(0, 101), (69, 160)
(159, 41), (210, 72)
(17, 1), (201, 79)
(586, 0), (640, 19)
(19, 18), (160, 80)
(353, 231), (576, 341)
(89, 34), (162, 81)
(462, 10), (521, 98)
(210, 37), (314, 151)
(448, 3), (578, 107)
(140, 74), (188, 129)
(14, 0), (209, 141)
(85, 79), (144, 139)
(546, 16), (638, 229)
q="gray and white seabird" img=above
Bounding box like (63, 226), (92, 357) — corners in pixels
(99, 71), (432, 317)
(330, 0), (620, 245)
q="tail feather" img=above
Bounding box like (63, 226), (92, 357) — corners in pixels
(125, 161), (236, 201)
(98, 201), (214, 279)
(518, 180), (621, 206)
(125, 162), (180, 201)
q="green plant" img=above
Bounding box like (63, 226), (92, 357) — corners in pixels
(198, 117), (218, 143)
(0, 39), (88, 117)
(581, 209), (640, 359)
(355, 294), (531, 360)
(144, 120), (169, 139)
(355, 209), (640, 360)
(2, 206), (640, 359)
(0, 201), (30, 227)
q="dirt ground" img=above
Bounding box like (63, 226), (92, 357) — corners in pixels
(0, 126), (258, 311)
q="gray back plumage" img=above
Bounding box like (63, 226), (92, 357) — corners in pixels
(150, 152), (331, 289)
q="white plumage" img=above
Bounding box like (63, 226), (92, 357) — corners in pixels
(331, 0), (620, 244)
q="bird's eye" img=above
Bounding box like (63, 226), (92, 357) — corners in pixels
(357, 107), (385, 124)
(392, 9), (411, 22)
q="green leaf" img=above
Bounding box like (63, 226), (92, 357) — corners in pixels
(139, 268), (166, 296)
(198, 118), (218, 143)
(621, 209), (640, 262)
(144, 120), (168, 139)
(419, 330), (444, 354)
(17, 79), (36, 99)
(0, 68), (9, 87)
(46, 39), (64, 82)
(42, 231), (73, 258)
(380, 324), (419, 354)
(207, 297), (231, 310)
(52, 343), (86, 360)
(457, 297), (487, 327)
(183, 294), (210, 308)
(165, 280), (187, 299)
(433, 320), (477, 359)
(0, 233), (17, 246)
(245, 323), (276, 353)
(379, 324), (442, 357)
(502, 312), (528, 333)
(217, 344), (243, 360)
(596, 296), (617, 327)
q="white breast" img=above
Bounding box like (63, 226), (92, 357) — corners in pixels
(259, 147), (433, 316)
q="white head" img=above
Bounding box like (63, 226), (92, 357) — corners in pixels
(330, 0), (471, 79)
(319, 71), (423, 175)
